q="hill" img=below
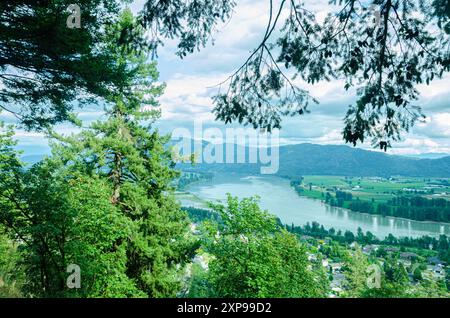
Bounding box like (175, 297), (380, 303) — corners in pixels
(19, 142), (450, 177)
(176, 142), (450, 178)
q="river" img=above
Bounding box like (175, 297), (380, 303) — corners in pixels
(179, 173), (450, 239)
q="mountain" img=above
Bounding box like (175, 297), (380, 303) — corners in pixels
(17, 142), (450, 178)
(176, 142), (450, 178)
(277, 144), (450, 177)
(403, 153), (450, 159)
(21, 154), (45, 165)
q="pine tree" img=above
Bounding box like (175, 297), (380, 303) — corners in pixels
(0, 10), (196, 298)
(1, 121), (140, 297)
(49, 10), (197, 297)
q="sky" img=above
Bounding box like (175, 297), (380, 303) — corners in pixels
(5, 0), (450, 157)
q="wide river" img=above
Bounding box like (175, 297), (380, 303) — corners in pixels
(179, 173), (450, 239)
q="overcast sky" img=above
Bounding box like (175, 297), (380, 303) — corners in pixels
(7, 0), (450, 157)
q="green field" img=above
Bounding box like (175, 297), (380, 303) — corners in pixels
(297, 176), (450, 203)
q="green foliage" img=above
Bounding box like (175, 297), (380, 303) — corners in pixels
(139, 0), (450, 147)
(199, 195), (328, 298)
(0, 230), (24, 298)
(47, 11), (197, 298)
(183, 207), (221, 224)
(343, 248), (370, 297)
(186, 263), (214, 298)
(140, 0), (236, 57)
(363, 256), (410, 298)
(0, 11), (196, 298)
(0, 1), (140, 129)
(0, 151), (141, 297)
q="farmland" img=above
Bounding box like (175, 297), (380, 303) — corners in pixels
(296, 176), (450, 203)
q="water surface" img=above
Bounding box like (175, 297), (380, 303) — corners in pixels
(180, 173), (450, 239)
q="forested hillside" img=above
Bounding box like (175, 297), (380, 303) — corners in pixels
(177, 142), (450, 177)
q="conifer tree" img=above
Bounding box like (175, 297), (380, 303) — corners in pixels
(50, 10), (197, 297)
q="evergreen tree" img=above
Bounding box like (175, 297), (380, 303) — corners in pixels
(0, 0), (143, 129)
(0, 123), (140, 297)
(49, 10), (197, 297)
(0, 11), (196, 298)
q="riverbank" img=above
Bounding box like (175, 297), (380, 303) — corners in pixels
(288, 176), (450, 224)
(178, 173), (450, 239)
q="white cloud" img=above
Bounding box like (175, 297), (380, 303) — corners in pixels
(414, 113), (450, 139)
(6, 0), (450, 156)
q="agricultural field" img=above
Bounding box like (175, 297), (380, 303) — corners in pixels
(299, 176), (450, 203)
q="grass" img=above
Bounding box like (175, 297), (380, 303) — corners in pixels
(296, 176), (450, 204)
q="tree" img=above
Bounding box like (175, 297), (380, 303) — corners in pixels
(413, 266), (423, 281)
(0, 132), (141, 297)
(343, 248), (370, 297)
(48, 10), (197, 297)
(0, 228), (24, 298)
(186, 262), (214, 298)
(0, 10), (197, 298)
(200, 195), (328, 298)
(363, 256), (410, 297)
(0, 0), (136, 129)
(139, 0), (450, 148)
(139, 0), (236, 58)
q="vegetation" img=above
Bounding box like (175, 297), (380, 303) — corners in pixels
(0, 11), (196, 298)
(141, 0), (450, 147)
(185, 202), (450, 298)
(188, 195), (329, 298)
(177, 143), (450, 178)
(291, 175), (450, 223)
(0, 0), (449, 300)
(176, 172), (213, 191)
(0, 230), (24, 298)
(0, 0), (133, 129)
(2, 1), (450, 145)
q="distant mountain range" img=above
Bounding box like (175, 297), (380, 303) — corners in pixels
(21, 155), (47, 165)
(176, 142), (450, 178)
(402, 153), (450, 160)
(20, 142), (450, 178)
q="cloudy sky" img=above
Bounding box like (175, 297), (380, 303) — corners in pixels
(7, 0), (450, 157)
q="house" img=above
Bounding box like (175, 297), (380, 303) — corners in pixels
(362, 245), (379, 255)
(330, 273), (346, 296)
(427, 256), (445, 266)
(384, 247), (400, 253)
(329, 262), (344, 274)
(400, 252), (418, 261)
(426, 264), (446, 279)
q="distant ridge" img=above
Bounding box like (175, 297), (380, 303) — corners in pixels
(20, 142), (450, 178)
(176, 142), (450, 178)
(402, 153), (450, 160)
(21, 154), (45, 165)
(277, 143), (450, 177)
